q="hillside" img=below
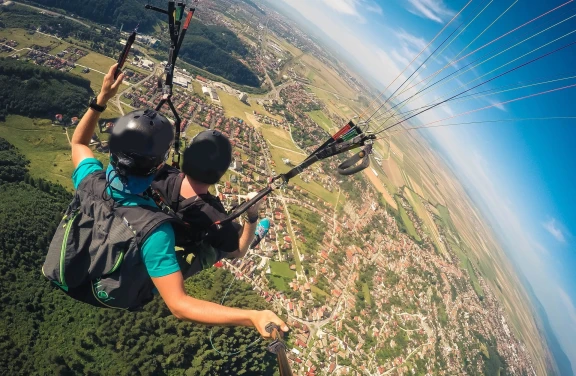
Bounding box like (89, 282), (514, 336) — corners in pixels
(16, 1), (262, 87)
(0, 58), (93, 121)
(0, 138), (278, 375)
(21, 0), (159, 33)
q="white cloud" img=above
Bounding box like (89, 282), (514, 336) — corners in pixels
(543, 218), (567, 243)
(406, 0), (455, 23)
(366, 3), (384, 15)
(320, 0), (359, 16)
(318, 0), (383, 21)
(391, 49), (411, 68)
(394, 29), (428, 52)
(389, 29), (427, 77)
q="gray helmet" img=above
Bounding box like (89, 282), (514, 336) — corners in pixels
(182, 130), (232, 184)
(109, 109), (174, 176)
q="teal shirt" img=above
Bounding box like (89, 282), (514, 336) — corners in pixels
(72, 158), (179, 278)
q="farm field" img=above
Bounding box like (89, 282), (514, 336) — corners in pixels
(287, 204), (326, 256)
(306, 110), (334, 133)
(395, 196), (421, 242)
(0, 28), (57, 53)
(216, 89), (273, 122)
(261, 124), (339, 206)
(269, 275), (288, 292)
(362, 283), (372, 306)
(0, 116), (105, 190)
(269, 261), (296, 279)
(404, 187), (446, 256)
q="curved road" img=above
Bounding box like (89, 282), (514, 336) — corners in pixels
(12, 1), (92, 28)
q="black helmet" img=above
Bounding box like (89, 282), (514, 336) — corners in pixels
(182, 130), (232, 184)
(109, 109), (174, 177)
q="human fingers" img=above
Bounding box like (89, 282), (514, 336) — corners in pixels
(110, 73), (125, 91)
(108, 63), (119, 77)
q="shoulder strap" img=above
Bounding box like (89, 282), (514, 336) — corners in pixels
(77, 170), (117, 210)
(170, 173), (186, 212)
(115, 205), (181, 246)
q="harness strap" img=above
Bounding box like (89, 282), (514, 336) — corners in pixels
(170, 173), (186, 212)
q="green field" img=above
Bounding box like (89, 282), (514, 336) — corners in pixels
(288, 204), (327, 255)
(437, 204), (458, 236)
(362, 282), (371, 306)
(466, 259), (485, 299)
(184, 122), (208, 139)
(265, 133), (339, 206)
(306, 110), (333, 133)
(395, 197), (421, 242)
(0, 116), (112, 190)
(270, 261), (296, 279)
(268, 262), (294, 292)
(260, 125), (302, 153)
(76, 52), (116, 74)
(446, 236), (485, 300)
(0, 28), (58, 53)
(269, 275), (289, 292)
(311, 285), (329, 297)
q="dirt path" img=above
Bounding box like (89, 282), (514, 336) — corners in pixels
(267, 140), (306, 156)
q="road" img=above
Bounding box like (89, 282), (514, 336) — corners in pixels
(259, 17), (278, 99)
(12, 1), (92, 28)
(266, 140), (306, 156)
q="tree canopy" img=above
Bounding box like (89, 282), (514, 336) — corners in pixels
(0, 58), (93, 121)
(0, 138), (279, 375)
(12, 1), (262, 87)
(179, 33), (260, 87)
(22, 0), (160, 32)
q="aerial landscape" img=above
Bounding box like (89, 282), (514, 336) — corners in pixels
(1, 0), (575, 375)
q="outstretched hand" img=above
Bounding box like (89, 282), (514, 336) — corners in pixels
(250, 310), (289, 339)
(98, 63), (125, 103)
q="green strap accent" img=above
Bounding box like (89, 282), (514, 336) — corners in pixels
(58, 211), (80, 292)
(106, 252), (124, 275)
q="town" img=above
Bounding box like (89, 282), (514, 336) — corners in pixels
(0, 0), (543, 374)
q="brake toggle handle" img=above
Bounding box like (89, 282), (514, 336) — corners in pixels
(338, 143), (373, 175)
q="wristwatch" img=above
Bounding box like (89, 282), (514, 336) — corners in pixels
(89, 97), (107, 113)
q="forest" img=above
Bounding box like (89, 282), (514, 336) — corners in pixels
(0, 138), (279, 375)
(0, 5), (144, 58)
(21, 0), (159, 33)
(0, 58), (93, 121)
(171, 20), (260, 87)
(10, 1), (262, 87)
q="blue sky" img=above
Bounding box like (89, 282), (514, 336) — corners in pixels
(273, 0), (576, 372)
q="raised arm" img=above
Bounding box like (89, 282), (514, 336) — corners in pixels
(71, 64), (124, 168)
(152, 271), (288, 338)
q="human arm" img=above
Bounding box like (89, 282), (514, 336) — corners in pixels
(143, 223), (288, 337)
(152, 271), (288, 337)
(71, 64), (125, 168)
(226, 192), (264, 259)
